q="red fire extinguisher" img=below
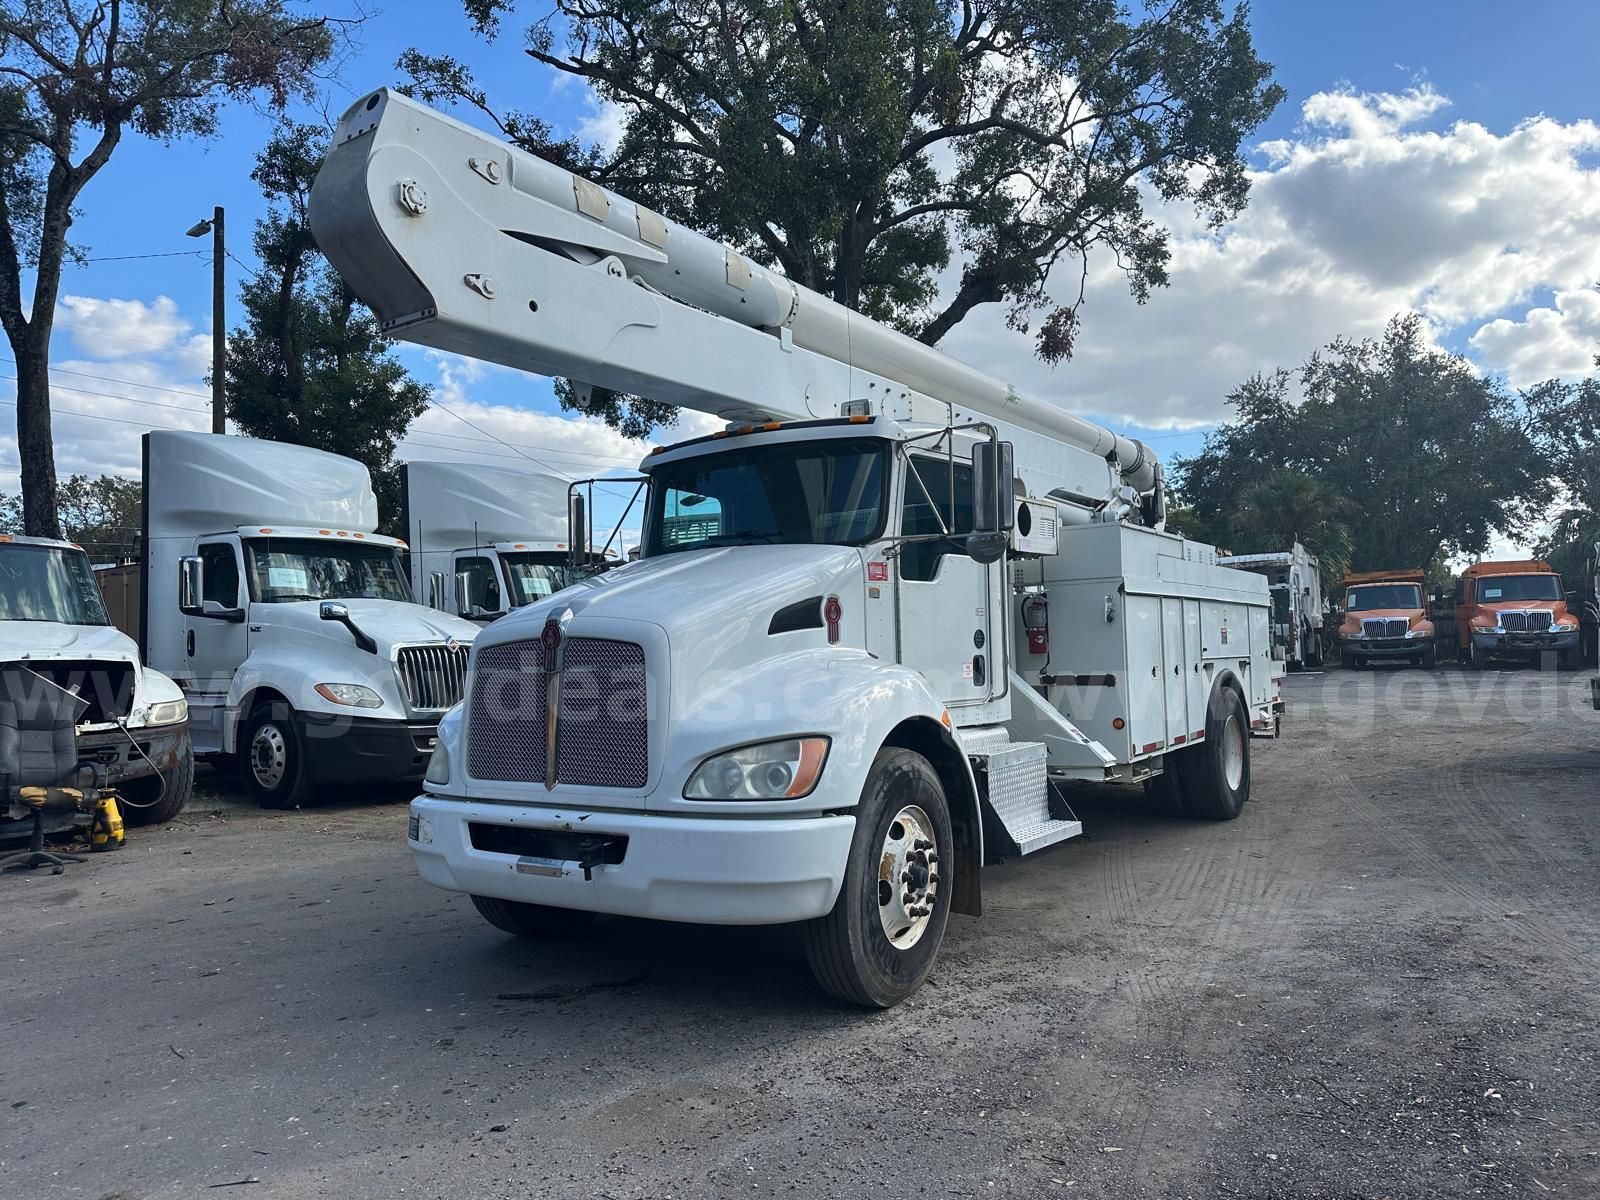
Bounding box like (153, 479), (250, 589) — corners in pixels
(1021, 593), (1049, 655)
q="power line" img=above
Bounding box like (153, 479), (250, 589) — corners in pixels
(0, 397), (199, 432)
(0, 374), (210, 416)
(1, 357), (212, 401)
(423, 394), (573, 476)
(74, 250), (210, 264)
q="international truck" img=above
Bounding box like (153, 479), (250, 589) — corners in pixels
(1457, 559), (1581, 670)
(400, 459), (612, 622)
(310, 89), (1281, 1006)
(136, 431), (480, 810)
(1, 534), (192, 841)
(1336, 569), (1436, 669)
(1218, 544), (1324, 669)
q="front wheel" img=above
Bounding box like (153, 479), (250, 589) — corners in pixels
(802, 748), (953, 1008)
(1419, 643), (1437, 669)
(119, 733), (194, 826)
(1469, 641), (1489, 671)
(1177, 686), (1250, 821)
(1558, 645), (1582, 671)
(242, 702), (313, 810)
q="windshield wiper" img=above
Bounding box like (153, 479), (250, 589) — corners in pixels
(700, 530), (781, 546)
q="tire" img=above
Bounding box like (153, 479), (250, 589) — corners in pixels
(470, 894), (597, 938)
(118, 733), (194, 826)
(1142, 758), (1193, 817)
(1177, 686), (1250, 821)
(241, 701), (313, 810)
(801, 748), (953, 1008)
(1559, 646), (1582, 671)
(1306, 633), (1323, 669)
(1420, 644), (1437, 670)
(1469, 641), (1489, 671)
(1342, 648), (1364, 671)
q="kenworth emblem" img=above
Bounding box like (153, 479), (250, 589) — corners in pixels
(540, 617), (563, 664)
(541, 617), (564, 788)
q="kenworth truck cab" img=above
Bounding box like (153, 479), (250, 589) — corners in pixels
(401, 459), (612, 623)
(0, 534), (192, 839)
(138, 431), (479, 809)
(312, 88), (1279, 1007)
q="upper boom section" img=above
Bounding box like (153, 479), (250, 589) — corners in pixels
(310, 89), (1157, 499)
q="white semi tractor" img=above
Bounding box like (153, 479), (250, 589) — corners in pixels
(401, 459), (612, 623)
(1218, 544), (1325, 670)
(1, 534), (192, 840)
(138, 431), (479, 809)
(312, 89), (1280, 1006)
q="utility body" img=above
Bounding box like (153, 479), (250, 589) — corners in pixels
(1, 534), (192, 839)
(1337, 569), (1437, 670)
(1455, 559), (1581, 671)
(135, 431), (480, 809)
(1218, 544), (1324, 669)
(311, 89), (1280, 1005)
(402, 459), (613, 623)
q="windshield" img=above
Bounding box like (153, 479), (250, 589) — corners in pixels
(500, 552), (593, 607)
(245, 538), (413, 603)
(1347, 584), (1421, 611)
(643, 438), (889, 557)
(1476, 574), (1561, 603)
(0, 544), (110, 625)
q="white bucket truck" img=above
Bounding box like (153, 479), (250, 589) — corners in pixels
(1218, 543), (1325, 669)
(1, 534), (192, 839)
(139, 431), (479, 809)
(401, 459), (611, 622)
(312, 90), (1279, 1005)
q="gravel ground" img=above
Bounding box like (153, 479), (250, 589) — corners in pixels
(3, 665), (1597, 1199)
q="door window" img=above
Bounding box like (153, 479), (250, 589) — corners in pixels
(457, 556), (502, 612)
(899, 456), (974, 582)
(199, 542), (240, 607)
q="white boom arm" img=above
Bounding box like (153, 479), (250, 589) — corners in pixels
(310, 89), (1159, 508)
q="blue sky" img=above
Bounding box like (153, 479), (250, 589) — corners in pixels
(11, 0), (1600, 534)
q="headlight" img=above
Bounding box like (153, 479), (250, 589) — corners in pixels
(314, 682), (384, 708)
(424, 739), (450, 786)
(147, 698), (188, 725)
(684, 737), (830, 800)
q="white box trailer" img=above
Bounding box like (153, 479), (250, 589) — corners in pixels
(400, 459), (612, 623)
(139, 431), (480, 809)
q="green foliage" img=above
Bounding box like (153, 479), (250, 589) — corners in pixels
(1172, 315), (1549, 582)
(226, 123), (432, 534)
(0, 473), (141, 556)
(1526, 375), (1600, 581)
(0, 0), (346, 538)
(405, 0), (1283, 433)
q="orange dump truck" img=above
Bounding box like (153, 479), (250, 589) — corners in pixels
(1457, 559), (1581, 670)
(1337, 569), (1435, 669)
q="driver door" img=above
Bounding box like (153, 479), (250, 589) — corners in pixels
(185, 538), (249, 748)
(895, 454), (996, 708)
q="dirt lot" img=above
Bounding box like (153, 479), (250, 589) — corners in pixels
(3, 666), (1598, 1199)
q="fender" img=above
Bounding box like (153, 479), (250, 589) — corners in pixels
(222, 640), (412, 754)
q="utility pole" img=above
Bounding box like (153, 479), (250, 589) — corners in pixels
(186, 206), (227, 433)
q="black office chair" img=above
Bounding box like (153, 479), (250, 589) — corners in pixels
(0, 670), (97, 875)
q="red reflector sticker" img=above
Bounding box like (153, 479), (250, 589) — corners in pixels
(1172, 735), (1187, 745)
(1141, 742), (1161, 754)
(867, 561), (888, 582)
(1191, 731), (1205, 741)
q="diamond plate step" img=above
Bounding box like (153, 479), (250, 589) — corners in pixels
(974, 740), (1083, 857)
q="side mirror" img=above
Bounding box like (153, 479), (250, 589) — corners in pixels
(179, 557), (202, 615)
(966, 531), (1008, 565)
(454, 572), (471, 618)
(428, 571), (447, 611)
(320, 600), (376, 653)
(569, 493), (587, 569)
(971, 439), (1016, 536)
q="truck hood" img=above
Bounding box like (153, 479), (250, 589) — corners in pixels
(484, 543), (864, 655)
(253, 598), (479, 651)
(0, 621), (140, 660)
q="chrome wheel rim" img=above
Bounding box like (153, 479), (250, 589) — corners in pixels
(251, 723), (288, 790)
(1222, 714), (1244, 792)
(877, 804), (939, 949)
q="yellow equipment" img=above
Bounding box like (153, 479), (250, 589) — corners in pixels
(88, 795), (125, 852)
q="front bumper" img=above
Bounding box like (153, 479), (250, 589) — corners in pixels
(77, 721), (189, 785)
(1473, 630), (1580, 657)
(409, 794), (855, 925)
(297, 714), (440, 784)
(1343, 637), (1431, 660)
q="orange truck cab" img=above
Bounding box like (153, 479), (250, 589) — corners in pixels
(1457, 559), (1581, 670)
(1337, 569), (1435, 669)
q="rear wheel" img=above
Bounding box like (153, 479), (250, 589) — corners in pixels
(1177, 686), (1250, 821)
(471, 895), (596, 938)
(119, 733), (194, 826)
(242, 701), (312, 810)
(802, 748), (952, 1008)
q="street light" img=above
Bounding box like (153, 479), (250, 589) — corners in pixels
(187, 206), (226, 434)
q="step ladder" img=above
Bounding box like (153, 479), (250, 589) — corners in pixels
(971, 740), (1082, 857)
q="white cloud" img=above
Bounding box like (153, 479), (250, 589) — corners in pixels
(941, 84), (1600, 434)
(577, 96), (627, 154)
(55, 295), (201, 362)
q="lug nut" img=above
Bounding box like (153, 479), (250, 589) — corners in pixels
(901, 870), (912, 883)
(928, 852), (939, 864)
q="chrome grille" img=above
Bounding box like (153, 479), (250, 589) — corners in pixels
(1499, 610), (1552, 633)
(396, 644), (469, 712)
(1362, 617), (1407, 639)
(466, 637), (648, 788)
